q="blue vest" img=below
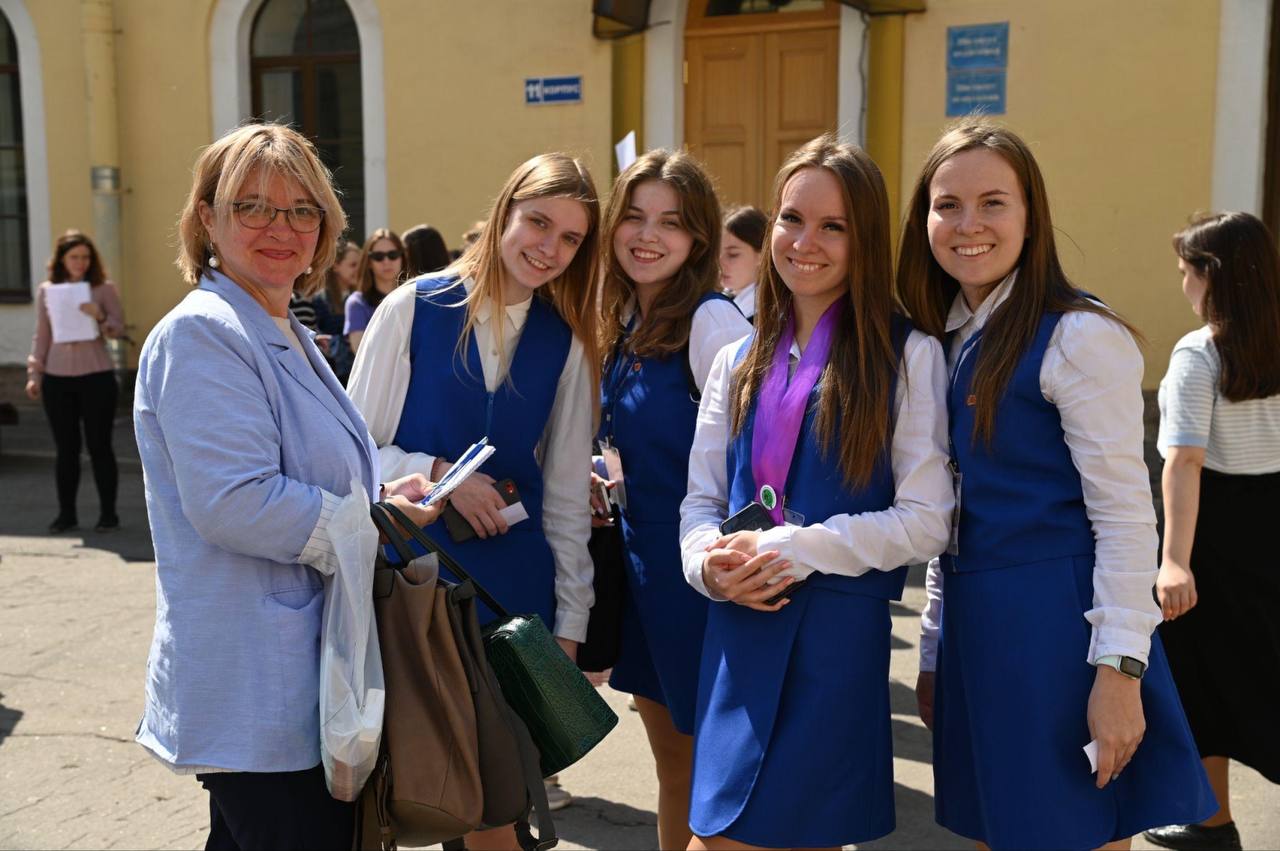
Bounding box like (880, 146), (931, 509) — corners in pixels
(599, 292), (733, 522)
(392, 274), (572, 621)
(725, 314), (913, 600)
(942, 311), (1096, 572)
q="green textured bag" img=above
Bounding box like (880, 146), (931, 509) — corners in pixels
(482, 613), (619, 776)
(381, 503), (618, 778)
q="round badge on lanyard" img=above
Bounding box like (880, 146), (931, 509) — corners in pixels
(759, 484), (778, 511)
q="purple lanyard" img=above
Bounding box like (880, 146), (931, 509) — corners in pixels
(750, 298), (843, 524)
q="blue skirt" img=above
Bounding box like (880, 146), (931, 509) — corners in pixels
(609, 517), (708, 734)
(690, 583), (895, 848)
(934, 554), (1216, 850)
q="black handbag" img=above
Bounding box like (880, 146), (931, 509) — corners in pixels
(379, 502), (619, 778)
(576, 507), (627, 673)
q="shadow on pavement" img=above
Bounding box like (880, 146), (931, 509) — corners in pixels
(0, 453), (154, 563)
(856, 783), (969, 849)
(0, 692), (23, 747)
(550, 795), (657, 849)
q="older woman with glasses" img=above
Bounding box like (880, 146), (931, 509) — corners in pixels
(132, 123), (441, 850)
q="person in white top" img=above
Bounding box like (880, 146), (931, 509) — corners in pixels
(346, 153), (601, 845)
(1143, 212), (1280, 851)
(679, 134), (952, 850)
(899, 118), (1215, 850)
(589, 149), (751, 851)
(718, 205), (766, 321)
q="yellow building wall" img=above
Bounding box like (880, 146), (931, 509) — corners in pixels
(113, 0), (216, 357)
(379, 0), (614, 248)
(25, 0), (94, 258)
(899, 0), (1220, 388)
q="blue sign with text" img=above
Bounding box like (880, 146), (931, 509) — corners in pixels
(947, 70), (1007, 117)
(946, 22), (1008, 117)
(525, 76), (583, 105)
(947, 23), (1009, 70)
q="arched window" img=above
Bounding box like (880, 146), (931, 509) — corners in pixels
(251, 0), (364, 240)
(0, 10), (28, 299)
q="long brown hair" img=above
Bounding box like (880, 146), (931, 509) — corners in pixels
(48, 230), (107, 287)
(357, 228), (406, 309)
(730, 134), (899, 488)
(322, 239), (358, 316)
(1173, 212), (1280, 401)
(599, 149), (721, 358)
(897, 118), (1139, 443)
(449, 153), (602, 390)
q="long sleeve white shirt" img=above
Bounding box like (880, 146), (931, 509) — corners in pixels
(345, 279), (595, 643)
(918, 277), (1163, 671)
(680, 329), (954, 599)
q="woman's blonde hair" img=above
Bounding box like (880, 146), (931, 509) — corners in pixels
(448, 153), (602, 390)
(599, 149), (722, 359)
(176, 122), (346, 296)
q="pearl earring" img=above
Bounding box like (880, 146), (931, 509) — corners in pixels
(207, 245), (220, 268)
(305, 266), (312, 274)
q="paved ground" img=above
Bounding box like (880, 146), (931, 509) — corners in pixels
(1, 401), (1276, 850)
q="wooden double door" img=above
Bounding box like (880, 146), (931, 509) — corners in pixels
(685, 18), (839, 211)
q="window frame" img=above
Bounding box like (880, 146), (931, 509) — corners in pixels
(0, 15), (30, 303)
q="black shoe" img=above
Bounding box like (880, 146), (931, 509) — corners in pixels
(1144, 821), (1242, 851)
(94, 515), (120, 533)
(48, 516), (79, 534)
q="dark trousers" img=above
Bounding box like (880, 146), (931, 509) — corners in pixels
(198, 765), (355, 851)
(40, 371), (118, 522)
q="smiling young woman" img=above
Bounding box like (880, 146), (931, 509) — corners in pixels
(898, 118), (1216, 850)
(679, 133), (952, 851)
(345, 153), (603, 846)
(593, 149), (751, 851)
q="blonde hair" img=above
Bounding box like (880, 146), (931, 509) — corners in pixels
(448, 153), (602, 391)
(176, 123), (346, 296)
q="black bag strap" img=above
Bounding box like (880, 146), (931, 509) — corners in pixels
(368, 504), (416, 566)
(376, 501), (512, 620)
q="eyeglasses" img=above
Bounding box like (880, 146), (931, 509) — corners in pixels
(230, 201), (326, 233)
(369, 250), (402, 262)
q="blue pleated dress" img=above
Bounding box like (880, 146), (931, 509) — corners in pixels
(605, 294), (732, 734)
(689, 319), (911, 848)
(933, 310), (1216, 850)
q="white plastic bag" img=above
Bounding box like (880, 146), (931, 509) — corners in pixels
(317, 478), (385, 801)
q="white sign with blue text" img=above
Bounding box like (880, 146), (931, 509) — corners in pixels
(525, 76), (583, 106)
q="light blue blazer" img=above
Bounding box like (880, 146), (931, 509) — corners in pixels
(133, 271), (379, 773)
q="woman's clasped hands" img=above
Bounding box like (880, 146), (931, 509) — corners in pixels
(702, 529), (795, 611)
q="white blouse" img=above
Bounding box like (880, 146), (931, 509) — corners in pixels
(918, 277), (1163, 672)
(731, 282), (757, 321)
(345, 279), (595, 643)
(680, 328), (954, 599)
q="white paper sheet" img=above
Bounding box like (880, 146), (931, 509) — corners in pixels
(615, 130), (637, 172)
(1084, 739), (1099, 773)
(45, 282), (100, 344)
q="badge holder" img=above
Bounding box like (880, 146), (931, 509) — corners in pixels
(599, 438), (628, 511)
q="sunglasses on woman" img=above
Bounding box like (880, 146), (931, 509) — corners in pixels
(369, 250), (402, 262)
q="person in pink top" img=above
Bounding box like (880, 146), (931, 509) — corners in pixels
(26, 231), (126, 533)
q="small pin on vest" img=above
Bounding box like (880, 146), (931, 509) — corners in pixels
(759, 484), (777, 510)
(966, 394), (977, 406)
